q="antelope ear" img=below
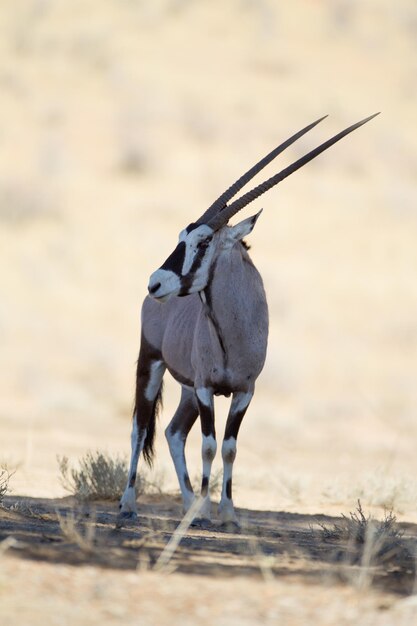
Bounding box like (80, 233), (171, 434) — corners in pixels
(228, 209), (263, 241)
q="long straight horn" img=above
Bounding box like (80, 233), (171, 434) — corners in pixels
(195, 115), (328, 226)
(207, 113), (380, 231)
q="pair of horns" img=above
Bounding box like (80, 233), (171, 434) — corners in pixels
(196, 113), (379, 231)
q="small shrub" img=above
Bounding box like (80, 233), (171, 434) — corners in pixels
(58, 452), (166, 502)
(58, 451), (130, 502)
(317, 500), (405, 562)
(315, 500), (415, 591)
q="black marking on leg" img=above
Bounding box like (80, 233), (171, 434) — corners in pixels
(201, 476), (209, 497)
(198, 402), (215, 438)
(224, 406), (248, 440)
(166, 391), (199, 441)
(226, 478), (232, 500)
(134, 336), (165, 466)
(128, 472), (137, 488)
(184, 473), (193, 493)
(138, 333), (163, 363)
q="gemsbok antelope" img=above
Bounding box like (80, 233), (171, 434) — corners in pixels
(119, 113), (379, 526)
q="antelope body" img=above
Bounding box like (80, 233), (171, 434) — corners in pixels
(119, 113), (378, 526)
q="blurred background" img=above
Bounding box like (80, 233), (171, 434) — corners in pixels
(1, 0), (416, 516)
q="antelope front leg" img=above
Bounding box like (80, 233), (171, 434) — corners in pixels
(219, 391), (253, 526)
(195, 387), (217, 521)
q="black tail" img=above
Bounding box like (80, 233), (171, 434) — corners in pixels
(141, 380), (163, 467)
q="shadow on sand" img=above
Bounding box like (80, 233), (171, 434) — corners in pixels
(1, 494), (416, 596)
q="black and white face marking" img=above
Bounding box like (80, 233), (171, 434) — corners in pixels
(148, 223), (216, 301)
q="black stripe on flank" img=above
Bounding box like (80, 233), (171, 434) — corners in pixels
(160, 241), (186, 276)
(201, 267), (228, 362)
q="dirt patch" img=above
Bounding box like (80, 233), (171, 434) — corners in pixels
(1, 494), (415, 597)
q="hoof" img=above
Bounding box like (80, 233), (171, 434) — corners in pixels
(115, 510), (138, 528)
(218, 520), (241, 533)
(190, 517), (212, 529)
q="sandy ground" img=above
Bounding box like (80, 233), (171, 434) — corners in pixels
(1, 494), (417, 626)
(1, 0), (417, 624)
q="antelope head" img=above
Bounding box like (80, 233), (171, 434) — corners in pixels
(148, 113), (379, 302)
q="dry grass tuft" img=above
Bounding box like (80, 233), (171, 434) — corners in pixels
(317, 501), (405, 560)
(57, 509), (96, 554)
(0, 467), (14, 505)
(57, 451), (130, 502)
(314, 501), (415, 591)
